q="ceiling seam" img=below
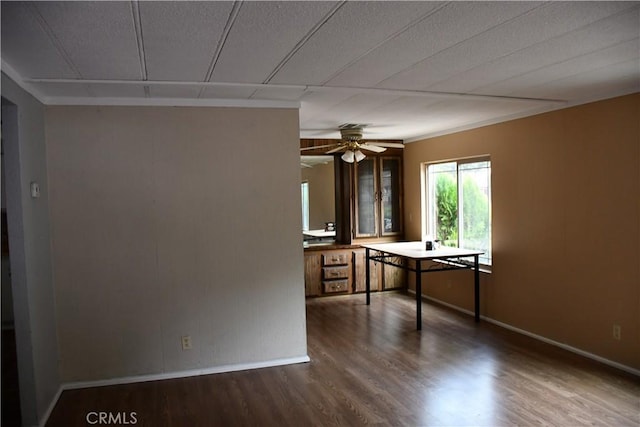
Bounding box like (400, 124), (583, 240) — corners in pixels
(130, 0), (148, 83)
(473, 42), (640, 100)
(197, 0), (244, 98)
(25, 3), (82, 79)
(357, 2), (552, 116)
(431, 3), (637, 94)
(503, 56), (640, 101)
(23, 77), (567, 105)
(24, 3), (96, 97)
(320, 1), (451, 86)
(261, 1), (348, 86)
(373, 1), (550, 91)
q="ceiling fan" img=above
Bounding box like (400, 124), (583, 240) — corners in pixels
(300, 125), (404, 163)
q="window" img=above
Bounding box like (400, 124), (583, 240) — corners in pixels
(301, 181), (309, 231)
(425, 158), (491, 265)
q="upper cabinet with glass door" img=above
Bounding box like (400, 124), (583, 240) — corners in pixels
(353, 156), (403, 239)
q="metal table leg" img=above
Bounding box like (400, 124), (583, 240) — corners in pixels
(416, 259), (422, 330)
(474, 254), (480, 322)
(365, 247), (371, 305)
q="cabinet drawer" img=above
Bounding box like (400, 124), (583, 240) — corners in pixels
(323, 279), (349, 293)
(322, 252), (349, 266)
(323, 266), (349, 280)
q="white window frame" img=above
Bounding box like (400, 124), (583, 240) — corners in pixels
(422, 156), (492, 267)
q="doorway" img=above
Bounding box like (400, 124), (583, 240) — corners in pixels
(1, 176), (21, 425)
(1, 98), (25, 426)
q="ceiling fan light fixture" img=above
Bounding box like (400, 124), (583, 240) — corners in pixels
(341, 150), (355, 163)
(354, 150), (366, 162)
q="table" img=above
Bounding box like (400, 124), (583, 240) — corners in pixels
(362, 242), (484, 330)
(303, 229), (336, 245)
(303, 229), (336, 239)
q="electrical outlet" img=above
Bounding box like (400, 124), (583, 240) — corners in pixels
(181, 335), (192, 350)
(613, 324), (621, 341)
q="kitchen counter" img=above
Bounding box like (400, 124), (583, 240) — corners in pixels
(303, 242), (361, 251)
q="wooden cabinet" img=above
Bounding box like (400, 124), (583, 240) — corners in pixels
(322, 252), (349, 266)
(304, 252), (322, 297)
(304, 246), (406, 297)
(323, 279), (349, 293)
(354, 156), (403, 239)
(321, 250), (351, 294)
(323, 265), (349, 280)
(301, 140), (405, 298)
(382, 261), (405, 290)
(353, 248), (380, 293)
(305, 249), (353, 295)
(335, 154), (403, 243)
(352, 248), (405, 292)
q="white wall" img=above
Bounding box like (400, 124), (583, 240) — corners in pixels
(1, 73), (60, 426)
(46, 106), (308, 382)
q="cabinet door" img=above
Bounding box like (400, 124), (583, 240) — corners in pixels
(382, 262), (405, 290)
(304, 253), (322, 297)
(354, 158), (378, 238)
(352, 249), (380, 293)
(380, 157), (402, 236)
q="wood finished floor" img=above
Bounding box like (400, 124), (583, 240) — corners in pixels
(47, 292), (639, 426)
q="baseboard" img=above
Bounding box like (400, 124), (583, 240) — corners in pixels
(63, 355), (311, 391)
(413, 292), (640, 377)
(38, 385), (64, 427)
(481, 315), (640, 377)
(39, 355), (310, 426)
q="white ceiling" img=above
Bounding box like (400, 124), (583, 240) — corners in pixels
(2, 1), (638, 141)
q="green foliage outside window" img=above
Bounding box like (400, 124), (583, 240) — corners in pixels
(429, 159), (491, 264)
(436, 174), (489, 247)
(435, 174), (458, 246)
(462, 176), (490, 244)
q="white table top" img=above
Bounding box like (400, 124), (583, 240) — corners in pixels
(361, 241), (483, 260)
(303, 229), (336, 238)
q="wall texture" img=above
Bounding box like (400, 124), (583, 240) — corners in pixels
(46, 106), (308, 382)
(1, 73), (60, 425)
(403, 94), (639, 371)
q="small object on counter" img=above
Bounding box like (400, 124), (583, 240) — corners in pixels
(425, 240), (440, 250)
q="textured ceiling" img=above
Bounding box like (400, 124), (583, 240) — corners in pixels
(2, 1), (638, 141)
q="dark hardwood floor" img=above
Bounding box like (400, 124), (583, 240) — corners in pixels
(47, 292), (639, 426)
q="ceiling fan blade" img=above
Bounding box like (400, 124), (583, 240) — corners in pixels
(300, 144), (339, 152)
(326, 145), (347, 154)
(366, 142), (405, 149)
(359, 144), (386, 153)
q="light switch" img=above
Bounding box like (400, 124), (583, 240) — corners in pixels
(30, 182), (40, 198)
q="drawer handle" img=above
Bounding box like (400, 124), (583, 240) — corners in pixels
(332, 257), (340, 261)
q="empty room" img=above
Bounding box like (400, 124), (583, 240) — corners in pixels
(1, 1), (638, 426)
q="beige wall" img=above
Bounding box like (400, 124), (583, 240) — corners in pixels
(301, 160), (335, 230)
(46, 106), (308, 381)
(2, 73), (60, 425)
(404, 94), (639, 370)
